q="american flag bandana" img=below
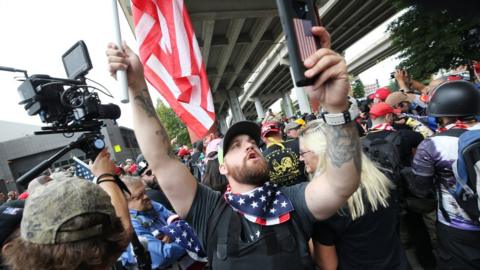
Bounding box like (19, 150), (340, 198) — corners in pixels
(159, 220), (207, 262)
(437, 121), (470, 133)
(224, 182), (294, 226)
(370, 123), (395, 131)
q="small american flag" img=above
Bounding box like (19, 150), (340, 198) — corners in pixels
(73, 156), (94, 181)
(224, 182), (294, 226)
(293, 18), (317, 61)
(159, 220), (207, 262)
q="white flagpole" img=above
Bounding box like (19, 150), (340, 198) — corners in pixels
(111, 0), (129, 103)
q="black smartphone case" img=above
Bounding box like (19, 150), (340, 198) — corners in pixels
(276, 0), (321, 86)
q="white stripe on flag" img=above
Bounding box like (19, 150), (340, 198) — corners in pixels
(243, 213), (258, 223)
(156, 5), (172, 54)
(135, 13), (155, 47)
(192, 33), (203, 70)
(148, 55), (213, 130)
(187, 75), (202, 106)
(180, 102), (214, 130)
(173, 0), (191, 76)
(265, 217), (280, 226)
(206, 90), (214, 113)
(146, 55), (181, 98)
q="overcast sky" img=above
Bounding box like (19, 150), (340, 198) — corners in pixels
(0, 0), (163, 128)
(0, 0), (399, 128)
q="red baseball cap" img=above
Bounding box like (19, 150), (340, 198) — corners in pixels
(374, 87), (391, 101)
(177, 148), (190, 157)
(369, 102), (401, 119)
(261, 121), (281, 138)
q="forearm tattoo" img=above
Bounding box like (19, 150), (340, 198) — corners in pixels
(324, 122), (361, 173)
(134, 88), (157, 118)
(134, 88), (173, 156)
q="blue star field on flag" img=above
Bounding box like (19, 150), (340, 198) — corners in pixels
(159, 220), (207, 262)
(224, 181), (294, 226)
(73, 156), (94, 181)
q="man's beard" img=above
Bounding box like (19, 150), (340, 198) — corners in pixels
(228, 158), (269, 186)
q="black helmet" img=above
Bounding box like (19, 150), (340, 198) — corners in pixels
(427, 80), (480, 117)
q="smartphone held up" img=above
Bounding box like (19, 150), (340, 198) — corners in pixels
(276, 0), (321, 87)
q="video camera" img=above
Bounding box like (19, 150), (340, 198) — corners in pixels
(0, 40), (121, 185)
(16, 40), (120, 135)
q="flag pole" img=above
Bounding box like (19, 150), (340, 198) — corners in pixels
(111, 0), (129, 103)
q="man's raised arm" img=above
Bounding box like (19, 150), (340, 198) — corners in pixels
(106, 42), (196, 218)
(302, 27), (361, 220)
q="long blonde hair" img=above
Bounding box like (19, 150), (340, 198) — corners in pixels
(299, 120), (393, 220)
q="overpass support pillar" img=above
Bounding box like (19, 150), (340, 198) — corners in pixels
(288, 67), (311, 114)
(218, 114), (228, 134)
(294, 87), (312, 114)
(227, 90), (245, 123)
(253, 97), (265, 120)
(282, 92), (294, 118)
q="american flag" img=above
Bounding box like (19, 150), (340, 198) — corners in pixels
(131, 0), (215, 140)
(73, 156), (94, 181)
(293, 18), (317, 61)
(224, 182), (294, 226)
(159, 220), (207, 262)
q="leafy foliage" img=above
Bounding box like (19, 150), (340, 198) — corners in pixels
(352, 79), (365, 98)
(155, 100), (190, 147)
(387, 80), (400, 92)
(388, 3), (480, 80)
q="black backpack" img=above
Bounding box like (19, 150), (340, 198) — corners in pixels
(361, 132), (403, 184)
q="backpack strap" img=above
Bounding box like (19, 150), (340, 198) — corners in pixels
(436, 181), (451, 223)
(434, 128), (468, 223)
(206, 199), (229, 267)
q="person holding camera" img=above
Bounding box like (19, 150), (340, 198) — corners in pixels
(2, 149), (133, 270)
(106, 26), (361, 269)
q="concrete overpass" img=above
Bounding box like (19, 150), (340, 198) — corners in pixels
(118, 0), (398, 123)
(347, 33), (398, 76)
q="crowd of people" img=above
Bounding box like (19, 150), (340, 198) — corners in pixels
(0, 24), (480, 270)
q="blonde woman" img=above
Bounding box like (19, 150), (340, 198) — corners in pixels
(299, 120), (410, 270)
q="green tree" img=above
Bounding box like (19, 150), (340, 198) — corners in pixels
(352, 79), (365, 98)
(155, 100), (190, 147)
(388, 3), (480, 81)
(387, 79), (400, 92)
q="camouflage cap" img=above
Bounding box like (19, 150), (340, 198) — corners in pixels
(21, 176), (116, 244)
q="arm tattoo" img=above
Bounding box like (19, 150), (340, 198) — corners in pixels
(134, 88), (157, 118)
(134, 88), (174, 156)
(324, 122), (361, 173)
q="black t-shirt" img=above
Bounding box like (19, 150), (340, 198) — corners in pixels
(191, 151), (202, 163)
(146, 188), (174, 212)
(185, 182), (315, 252)
(262, 139), (308, 186)
(365, 129), (423, 167)
(313, 198), (410, 270)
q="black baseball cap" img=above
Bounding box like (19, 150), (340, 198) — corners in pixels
(0, 200), (25, 246)
(222, 121), (261, 157)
